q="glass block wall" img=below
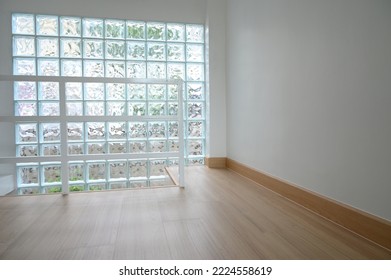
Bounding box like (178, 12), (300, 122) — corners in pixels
(11, 13), (205, 194)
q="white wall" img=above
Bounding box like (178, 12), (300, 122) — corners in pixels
(226, 0), (391, 221)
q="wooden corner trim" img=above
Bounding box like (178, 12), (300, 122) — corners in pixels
(226, 158), (391, 251)
(205, 157), (227, 168)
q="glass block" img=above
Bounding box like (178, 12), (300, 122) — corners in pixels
(127, 62), (146, 78)
(147, 22), (165, 41)
(110, 182), (128, 190)
(149, 140), (167, 153)
(17, 123), (37, 143)
(168, 140), (179, 152)
(167, 63), (185, 80)
(41, 123), (60, 142)
(187, 64), (204, 81)
(66, 83), (82, 100)
(129, 181), (147, 188)
(13, 36), (35, 56)
(61, 39), (81, 58)
(127, 42), (146, 60)
(16, 102), (37, 116)
(14, 58), (36, 75)
(84, 40), (104, 59)
(188, 102), (204, 119)
(109, 142), (126, 154)
(128, 84), (146, 100)
(168, 84), (179, 100)
(109, 161), (127, 180)
(12, 14), (35, 35)
(168, 103), (178, 116)
(42, 144), (61, 156)
(107, 102), (125, 116)
(107, 83), (125, 100)
(39, 82), (59, 100)
(62, 59), (82, 76)
(105, 20), (125, 39)
(129, 160), (147, 178)
(149, 159), (166, 178)
(37, 38), (58, 57)
(19, 187), (40, 195)
(60, 17), (81, 37)
(149, 122), (166, 138)
(37, 15), (58, 36)
(148, 84), (166, 100)
(106, 41), (125, 59)
(83, 18), (104, 38)
(186, 44), (204, 62)
(129, 141), (146, 153)
(45, 186), (62, 194)
(40, 102), (60, 116)
(86, 101), (105, 116)
(148, 102), (165, 116)
(84, 83), (104, 100)
(147, 43), (166, 61)
(88, 143), (106, 154)
(108, 122), (126, 139)
(67, 123), (83, 141)
(43, 164), (61, 184)
(188, 140), (203, 155)
(168, 122), (178, 138)
(88, 183), (106, 191)
(18, 145), (38, 157)
(188, 121), (204, 137)
(18, 165), (39, 185)
(187, 158), (204, 165)
(187, 83), (204, 100)
(68, 143), (84, 155)
(106, 61), (125, 77)
(38, 59), (59, 76)
(186, 24), (204, 43)
(167, 43), (185, 62)
(167, 24), (185, 42)
(14, 81), (36, 100)
(128, 102), (146, 116)
(66, 102), (83, 116)
(127, 21), (145, 40)
(69, 162), (84, 182)
(69, 185), (85, 192)
(147, 62), (166, 79)
(84, 60), (104, 77)
(129, 122), (147, 139)
(87, 122), (105, 140)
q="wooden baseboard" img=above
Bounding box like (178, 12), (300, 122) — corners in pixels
(226, 158), (391, 251)
(205, 157), (227, 168)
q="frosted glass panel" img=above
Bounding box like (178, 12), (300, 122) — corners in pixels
(110, 162), (127, 180)
(37, 15), (58, 36)
(127, 42), (145, 60)
(148, 84), (166, 100)
(167, 44), (185, 62)
(129, 160), (147, 178)
(61, 39), (81, 58)
(127, 62), (146, 78)
(84, 40), (104, 59)
(14, 58), (36, 75)
(187, 64), (204, 81)
(106, 61), (125, 78)
(188, 121), (204, 137)
(186, 44), (204, 62)
(41, 123), (60, 142)
(128, 84), (146, 100)
(149, 122), (166, 138)
(85, 83), (104, 100)
(16, 102), (37, 116)
(62, 60), (82, 76)
(13, 14), (35, 35)
(87, 122), (105, 140)
(13, 36), (35, 56)
(108, 122), (126, 139)
(14, 81), (36, 100)
(105, 20), (125, 39)
(167, 63), (185, 80)
(38, 59), (59, 76)
(39, 82), (59, 100)
(86, 102), (105, 116)
(37, 38), (58, 57)
(17, 123), (37, 143)
(107, 83), (125, 100)
(40, 102), (60, 116)
(147, 23), (165, 41)
(60, 17), (81, 37)
(67, 123), (84, 141)
(147, 43), (166, 61)
(167, 24), (185, 42)
(83, 18), (104, 38)
(186, 25), (204, 43)
(129, 122), (147, 139)
(127, 21), (145, 40)
(84, 60), (104, 77)
(88, 162), (106, 181)
(147, 62), (166, 79)
(106, 41), (125, 59)
(66, 83), (82, 100)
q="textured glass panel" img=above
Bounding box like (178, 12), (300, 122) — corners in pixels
(107, 83), (125, 100)
(88, 162), (106, 181)
(188, 102), (203, 119)
(186, 25), (204, 43)
(39, 82), (59, 100)
(86, 102), (105, 116)
(186, 44), (204, 62)
(129, 141), (146, 153)
(41, 123), (60, 142)
(83, 18), (104, 38)
(62, 59), (82, 76)
(60, 17), (81, 37)
(14, 81), (36, 100)
(127, 42), (145, 60)
(43, 164), (61, 184)
(40, 102), (60, 116)
(109, 142), (126, 154)
(37, 15), (58, 36)
(16, 102), (37, 116)
(13, 36), (35, 56)
(147, 23), (165, 41)
(108, 122), (126, 139)
(127, 84), (146, 100)
(167, 24), (185, 42)
(168, 122), (178, 138)
(84, 60), (104, 77)
(106, 61), (125, 78)
(61, 39), (81, 58)
(88, 183), (106, 191)
(18, 165), (39, 185)
(110, 162), (127, 180)
(105, 20), (125, 39)
(69, 163), (84, 182)
(66, 102), (83, 116)
(148, 103), (165, 116)
(84, 40), (104, 59)
(149, 141), (166, 153)
(168, 103), (178, 116)
(149, 122), (166, 138)
(106, 41), (125, 59)
(148, 84), (166, 100)
(188, 140), (203, 155)
(127, 21), (145, 40)
(67, 123), (83, 141)
(14, 58), (36, 75)
(42, 144), (61, 156)
(127, 62), (146, 78)
(129, 160), (147, 178)
(187, 64), (204, 81)
(69, 185), (85, 192)
(107, 102), (125, 116)
(110, 182), (127, 189)
(68, 143), (84, 155)
(167, 43), (185, 62)
(38, 59), (59, 76)
(168, 140), (179, 152)
(128, 103), (146, 116)
(129, 122), (147, 139)
(147, 43), (166, 61)
(187, 83), (204, 100)
(149, 159), (166, 178)
(129, 181), (147, 188)
(12, 14), (35, 35)
(167, 63), (185, 80)
(88, 143), (106, 154)
(85, 83), (104, 100)
(65, 82), (82, 100)
(17, 123), (37, 143)
(168, 85), (179, 100)
(188, 121), (203, 137)
(147, 62), (166, 79)
(87, 122), (105, 140)
(37, 38), (58, 57)
(18, 145), (38, 157)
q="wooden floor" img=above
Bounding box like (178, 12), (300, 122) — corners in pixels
(0, 166), (390, 260)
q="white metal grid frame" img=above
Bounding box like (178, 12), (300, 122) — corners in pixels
(0, 75), (185, 194)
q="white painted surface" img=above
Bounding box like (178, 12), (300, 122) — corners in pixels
(0, 175), (14, 196)
(226, 0), (391, 221)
